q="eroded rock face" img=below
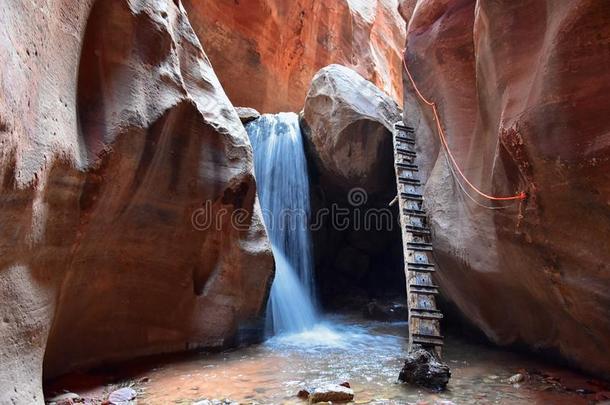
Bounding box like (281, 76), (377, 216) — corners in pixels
(0, 1), (273, 403)
(182, 0), (406, 112)
(301, 65), (404, 307)
(401, 0), (610, 377)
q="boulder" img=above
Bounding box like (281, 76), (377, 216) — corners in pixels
(0, 1), (273, 403)
(308, 384), (355, 403)
(401, 0), (610, 377)
(301, 64), (401, 196)
(398, 349), (451, 391)
(181, 0), (406, 112)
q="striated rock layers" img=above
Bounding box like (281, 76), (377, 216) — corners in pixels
(301, 65), (404, 307)
(400, 0), (610, 376)
(0, 1), (273, 403)
(182, 0), (406, 112)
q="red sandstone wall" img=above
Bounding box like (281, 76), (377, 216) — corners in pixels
(0, 1), (273, 403)
(400, 0), (610, 377)
(182, 0), (406, 112)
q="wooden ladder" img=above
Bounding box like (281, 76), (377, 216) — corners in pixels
(393, 122), (444, 357)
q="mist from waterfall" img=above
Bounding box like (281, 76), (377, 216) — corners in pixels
(245, 112), (318, 335)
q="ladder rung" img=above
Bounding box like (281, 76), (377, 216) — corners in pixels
(396, 162), (419, 171)
(398, 178), (421, 186)
(412, 337), (444, 347)
(410, 283), (440, 289)
(395, 123), (415, 132)
(407, 266), (436, 273)
(396, 137), (416, 145)
(413, 332), (445, 340)
(410, 312), (444, 320)
(396, 148), (417, 157)
(408, 246), (433, 253)
(411, 307), (442, 314)
(403, 209), (427, 217)
(401, 192), (423, 202)
(411, 288), (439, 295)
(407, 261), (435, 268)
(405, 226), (430, 235)
(408, 242), (433, 248)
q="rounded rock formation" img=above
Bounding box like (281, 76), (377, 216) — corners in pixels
(301, 64), (401, 196)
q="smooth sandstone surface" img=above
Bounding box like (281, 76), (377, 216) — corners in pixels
(302, 65), (401, 196)
(182, 0), (406, 112)
(0, 1), (273, 403)
(400, 0), (610, 377)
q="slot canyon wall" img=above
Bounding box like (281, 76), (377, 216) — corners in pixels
(399, 0), (610, 377)
(0, 0), (409, 402)
(181, 0), (406, 112)
(0, 1), (274, 403)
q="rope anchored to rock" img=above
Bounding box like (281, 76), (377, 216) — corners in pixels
(401, 51), (527, 204)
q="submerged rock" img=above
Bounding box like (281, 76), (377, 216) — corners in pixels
(108, 387), (137, 404)
(192, 400), (240, 405)
(297, 389), (310, 399)
(398, 349), (451, 391)
(308, 384), (355, 403)
(363, 300), (408, 322)
(508, 373), (525, 384)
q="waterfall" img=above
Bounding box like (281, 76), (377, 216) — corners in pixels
(245, 112), (318, 335)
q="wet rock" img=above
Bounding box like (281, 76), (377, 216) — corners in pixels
(297, 389), (310, 399)
(235, 107), (261, 124)
(308, 384), (354, 403)
(108, 387), (137, 404)
(192, 400), (239, 405)
(363, 300), (408, 322)
(508, 373), (525, 384)
(46, 392), (81, 405)
(398, 349), (451, 391)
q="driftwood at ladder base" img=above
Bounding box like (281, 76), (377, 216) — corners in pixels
(393, 122), (451, 391)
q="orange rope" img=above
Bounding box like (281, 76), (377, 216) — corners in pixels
(402, 53), (527, 202)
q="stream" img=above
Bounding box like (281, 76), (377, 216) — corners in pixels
(45, 314), (603, 404)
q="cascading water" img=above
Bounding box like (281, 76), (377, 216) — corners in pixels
(245, 112), (318, 335)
